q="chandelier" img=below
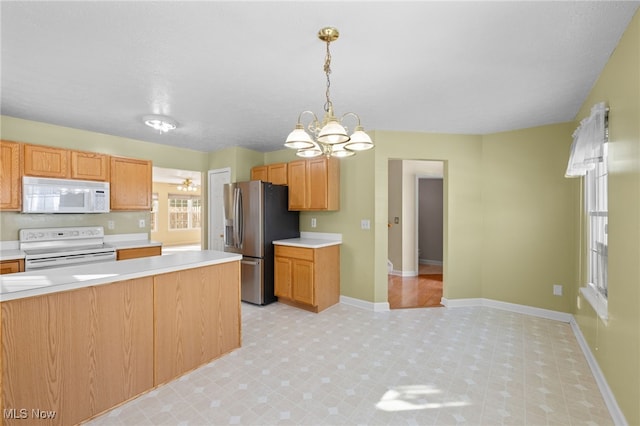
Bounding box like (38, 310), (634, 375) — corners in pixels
(177, 178), (198, 192)
(284, 27), (374, 158)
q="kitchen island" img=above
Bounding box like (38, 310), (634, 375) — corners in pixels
(0, 251), (241, 425)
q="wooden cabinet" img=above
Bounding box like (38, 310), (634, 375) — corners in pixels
(1, 277), (154, 426)
(251, 165), (269, 181)
(1, 260), (240, 425)
(116, 245), (162, 260)
(110, 156), (152, 210)
(23, 144), (70, 178)
(154, 262), (241, 384)
(0, 140), (21, 211)
(71, 150), (109, 181)
(0, 259), (24, 275)
(251, 162), (288, 185)
(274, 244), (340, 313)
(287, 157), (339, 211)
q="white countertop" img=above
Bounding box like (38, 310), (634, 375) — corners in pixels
(273, 232), (342, 249)
(107, 239), (162, 250)
(0, 250), (241, 302)
(0, 235), (162, 261)
(0, 249), (25, 261)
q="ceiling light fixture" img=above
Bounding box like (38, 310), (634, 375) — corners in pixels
(177, 178), (198, 192)
(143, 114), (177, 133)
(284, 27), (373, 158)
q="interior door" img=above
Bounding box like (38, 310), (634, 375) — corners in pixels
(208, 168), (230, 251)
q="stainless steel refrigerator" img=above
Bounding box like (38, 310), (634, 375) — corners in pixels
(223, 180), (300, 305)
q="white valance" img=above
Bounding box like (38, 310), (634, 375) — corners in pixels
(565, 102), (608, 178)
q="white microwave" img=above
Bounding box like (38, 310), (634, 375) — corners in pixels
(22, 176), (110, 213)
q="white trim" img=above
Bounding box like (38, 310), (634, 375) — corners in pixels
(419, 259), (443, 266)
(440, 297), (572, 322)
(570, 317), (627, 426)
(340, 295), (390, 312)
(390, 269), (418, 277)
(580, 285), (609, 323)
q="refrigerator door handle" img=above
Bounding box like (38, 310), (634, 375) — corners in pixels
(241, 259), (260, 266)
(237, 187), (244, 248)
(233, 187), (240, 248)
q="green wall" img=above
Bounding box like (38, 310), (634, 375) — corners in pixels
(373, 131), (484, 303)
(572, 10), (640, 425)
(481, 123), (578, 313)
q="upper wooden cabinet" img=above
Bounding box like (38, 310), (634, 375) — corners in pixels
(23, 143), (70, 178)
(110, 156), (152, 210)
(250, 162), (288, 185)
(0, 140), (22, 211)
(22, 143), (110, 182)
(71, 151), (110, 181)
(287, 157), (339, 211)
(251, 165), (268, 182)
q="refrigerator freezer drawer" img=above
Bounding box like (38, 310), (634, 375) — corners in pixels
(241, 257), (264, 305)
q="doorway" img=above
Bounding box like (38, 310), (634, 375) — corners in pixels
(387, 160), (444, 309)
(152, 167), (203, 252)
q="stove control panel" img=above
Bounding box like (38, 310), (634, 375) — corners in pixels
(19, 226), (105, 243)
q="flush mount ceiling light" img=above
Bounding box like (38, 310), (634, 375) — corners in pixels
(143, 114), (177, 133)
(177, 178), (198, 192)
(284, 27), (374, 158)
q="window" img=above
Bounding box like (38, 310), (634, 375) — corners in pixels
(168, 195), (201, 230)
(584, 145), (608, 319)
(566, 102), (609, 321)
(150, 193), (159, 232)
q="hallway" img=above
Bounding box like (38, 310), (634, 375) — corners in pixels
(388, 264), (443, 309)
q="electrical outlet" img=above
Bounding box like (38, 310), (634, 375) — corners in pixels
(553, 284), (563, 296)
(361, 219), (371, 230)
(311, 218), (317, 228)
(107, 220), (115, 230)
(139, 219), (146, 228)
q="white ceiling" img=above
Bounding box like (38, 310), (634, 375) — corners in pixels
(2, 1), (638, 157)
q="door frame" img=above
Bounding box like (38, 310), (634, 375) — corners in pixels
(208, 167), (231, 250)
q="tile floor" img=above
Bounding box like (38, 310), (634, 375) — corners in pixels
(87, 303), (613, 426)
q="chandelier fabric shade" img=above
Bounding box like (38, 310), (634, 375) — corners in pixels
(284, 27), (374, 158)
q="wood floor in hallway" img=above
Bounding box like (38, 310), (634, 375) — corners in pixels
(388, 263), (443, 309)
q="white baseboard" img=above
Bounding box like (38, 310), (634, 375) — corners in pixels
(419, 259), (443, 266)
(390, 269), (418, 277)
(339, 295), (390, 312)
(570, 317), (627, 426)
(440, 297), (572, 322)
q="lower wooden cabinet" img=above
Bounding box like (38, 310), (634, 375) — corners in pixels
(116, 245), (162, 260)
(0, 259), (23, 275)
(274, 244), (340, 313)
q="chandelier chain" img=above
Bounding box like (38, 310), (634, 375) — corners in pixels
(324, 40), (332, 113)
